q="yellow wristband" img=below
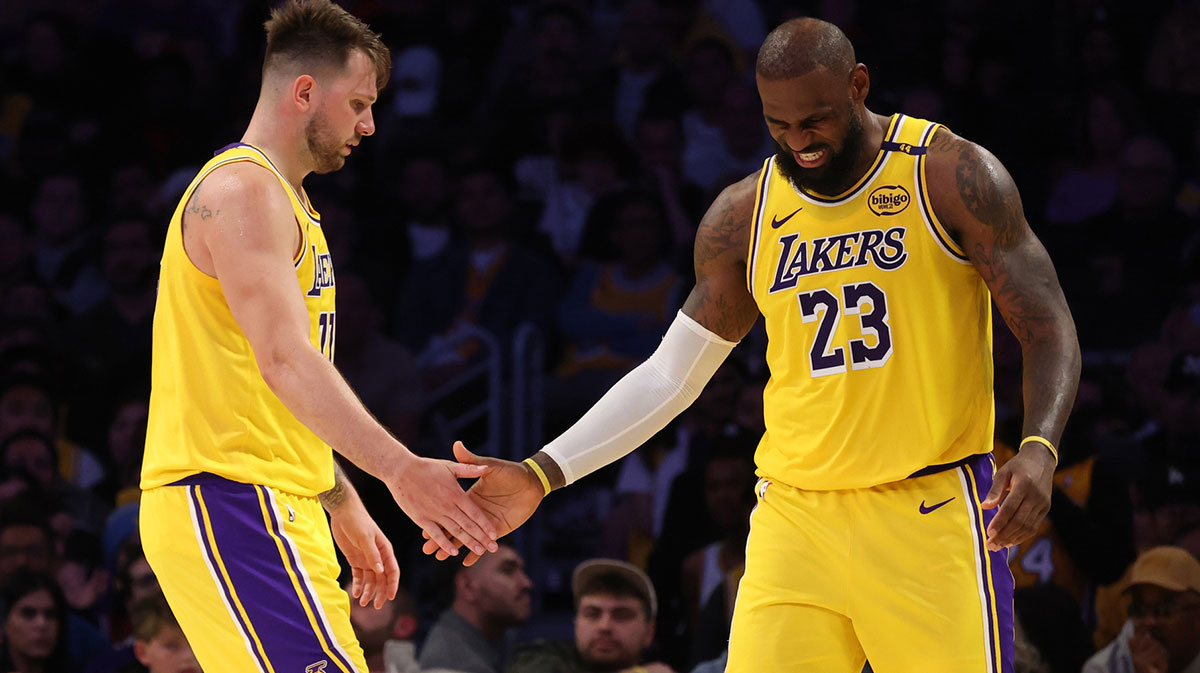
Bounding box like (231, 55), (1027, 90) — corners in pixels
(523, 458), (552, 496)
(1021, 435), (1058, 464)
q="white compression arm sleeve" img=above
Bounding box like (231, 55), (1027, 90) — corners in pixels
(542, 310), (738, 485)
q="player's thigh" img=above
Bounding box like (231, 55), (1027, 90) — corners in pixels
(273, 488), (367, 672)
(851, 457), (1013, 673)
(728, 598), (865, 673)
(142, 477), (367, 673)
(726, 479), (866, 673)
(141, 484), (276, 671)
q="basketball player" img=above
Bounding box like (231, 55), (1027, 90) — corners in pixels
(430, 18), (1081, 673)
(139, 2), (497, 671)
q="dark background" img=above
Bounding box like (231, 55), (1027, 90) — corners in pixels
(1, 1), (1198, 672)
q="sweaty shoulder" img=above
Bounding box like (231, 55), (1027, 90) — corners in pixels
(922, 127), (1025, 246)
(193, 160), (290, 214)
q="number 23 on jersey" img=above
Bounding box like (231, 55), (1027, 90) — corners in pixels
(798, 280), (892, 377)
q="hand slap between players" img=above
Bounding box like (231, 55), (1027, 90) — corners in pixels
(329, 505), (400, 609)
(981, 443), (1056, 552)
(420, 442), (546, 566)
(387, 453), (499, 558)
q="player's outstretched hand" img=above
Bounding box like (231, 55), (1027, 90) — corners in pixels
(981, 443), (1055, 552)
(420, 441), (546, 566)
(386, 453), (499, 558)
(329, 504), (400, 609)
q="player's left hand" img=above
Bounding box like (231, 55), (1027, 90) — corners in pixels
(981, 443), (1055, 552)
(329, 504), (400, 609)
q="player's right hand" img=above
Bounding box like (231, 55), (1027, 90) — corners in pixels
(386, 454), (498, 557)
(420, 441), (546, 566)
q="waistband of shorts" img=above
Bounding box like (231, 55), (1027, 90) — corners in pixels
(165, 472), (319, 501)
(168, 472), (244, 487)
(907, 453), (989, 479)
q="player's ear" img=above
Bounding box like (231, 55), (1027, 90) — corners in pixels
(851, 64), (870, 104)
(293, 74), (317, 111)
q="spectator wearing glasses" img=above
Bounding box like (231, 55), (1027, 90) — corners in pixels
(1083, 546), (1200, 673)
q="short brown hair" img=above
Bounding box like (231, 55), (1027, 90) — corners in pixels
(130, 592), (180, 643)
(264, 0), (391, 89)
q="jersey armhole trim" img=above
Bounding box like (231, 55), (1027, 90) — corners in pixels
(293, 221), (308, 269)
(180, 157), (310, 278)
(916, 124), (972, 264)
(747, 157), (773, 299)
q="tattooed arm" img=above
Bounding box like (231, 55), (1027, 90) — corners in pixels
(926, 129), (1081, 551)
(680, 172), (764, 340)
(318, 459), (356, 512)
(321, 458), (402, 608)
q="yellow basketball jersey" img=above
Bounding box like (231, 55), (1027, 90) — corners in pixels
(748, 114), (994, 490)
(142, 143), (337, 497)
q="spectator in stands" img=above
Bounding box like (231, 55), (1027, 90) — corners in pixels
(395, 163), (561, 381)
(1, 568), (74, 672)
(1083, 546), (1200, 673)
(631, 111), (707, 261)
(680, 444), (756, 665)
(122, 592), (199, 673)
(28, 171), (106, 316)
(507, 558), (675, 673)
(0, 371), (105, 495)
(555, 188), (682, 421)
(420, 545), (532, 673)
(67, 215), (158, 448)
(95, 396), (148, 510)
(347, 581), (423, 673)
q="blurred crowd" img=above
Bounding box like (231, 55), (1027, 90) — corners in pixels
(1, 0), (1199, 671)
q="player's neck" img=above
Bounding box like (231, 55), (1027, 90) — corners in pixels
(242, 108), (310, 193)
(850, 110), (890, 183)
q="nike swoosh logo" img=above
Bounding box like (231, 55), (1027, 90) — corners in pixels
(919, 497), (954, 514)
(770, 207), (803, 229)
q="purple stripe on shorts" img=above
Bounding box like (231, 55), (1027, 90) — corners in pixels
(257, 485), (357, 673)
(199, 477), (354, 672)
(189, 485), (271, 673)
(967, 455), (1015, 673)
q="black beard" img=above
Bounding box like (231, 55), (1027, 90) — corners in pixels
(773, 108), (868, 196)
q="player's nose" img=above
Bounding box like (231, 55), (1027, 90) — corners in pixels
(784, 128), (814, 152)
(357, 110), (375, 137)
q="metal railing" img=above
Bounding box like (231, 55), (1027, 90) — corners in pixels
(419, 325), (503, 457)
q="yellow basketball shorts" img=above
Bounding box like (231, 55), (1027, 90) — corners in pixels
(728, 453), (1014, 673)
(141, 473), (367, 673)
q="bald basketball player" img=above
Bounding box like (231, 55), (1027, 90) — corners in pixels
(437, 18), (1079, 673)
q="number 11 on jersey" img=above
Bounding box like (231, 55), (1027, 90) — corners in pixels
(318, 310), (336, 361)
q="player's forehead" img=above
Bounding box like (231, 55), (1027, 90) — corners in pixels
(331, 49), (379, 101)
(757, 69), (844, 117)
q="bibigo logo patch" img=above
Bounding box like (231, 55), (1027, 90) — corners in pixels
(867, 185), (910, 216)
